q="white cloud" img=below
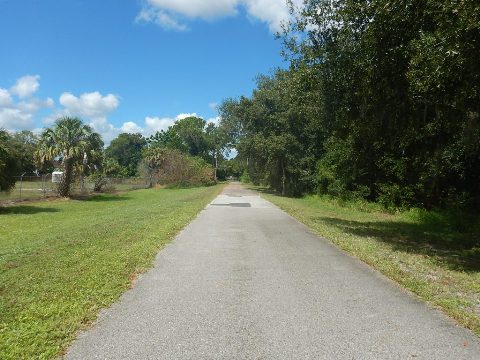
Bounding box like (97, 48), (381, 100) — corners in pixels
(52, 111), (218, 145)
(121, 121), (144, 133)
(145, 116), (176, 133)
(88, 117), (120, 144)
(147, 0), (238, 19)
(206, 116), (221, 125)
(136, 7), (189, 31)
(0, 76), (53, 132)
(135, 113), (204, 137)
(10, 75), (40, 98)
(89, 114), (202, 145)
(0, 88), (13, 107)
(137, 0), (302, 33)
(0, 108), (34, 131)
(18, 97), (54, 114)
(245, 0), (291, 32)
(1, 75), (220, 148)
(59, 91), (119, 118)
(175, 112), (198, 120)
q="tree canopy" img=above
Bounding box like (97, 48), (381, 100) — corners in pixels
(220, 0), (480, 208)
(36, 117), (103, 197)
(147, 116), (230, 179)
(105, 133), (147, 177)
(0, 130), (20, 192)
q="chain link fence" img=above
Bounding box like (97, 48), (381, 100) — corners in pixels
(0, 174), (150, 202)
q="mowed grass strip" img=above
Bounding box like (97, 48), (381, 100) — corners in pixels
(0, 185), (224, 359)
(261, 191), (480, 336)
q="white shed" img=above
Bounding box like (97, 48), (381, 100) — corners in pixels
(52, 171), (64, 183)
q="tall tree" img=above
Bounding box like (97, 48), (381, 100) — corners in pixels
(205, 122), (229, 180)
(36, 117), (103, 197)
(11, 130), (40, 174)
(0, 130), (20, 192)
(174, 116), (210, 159)
(105, 133), (147, 176)
(147, 116), (219, 163)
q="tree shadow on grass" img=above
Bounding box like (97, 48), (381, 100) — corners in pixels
(318, 216), (480, 272)
(84, 194), (131, 202)
(0, 206), (59, 215)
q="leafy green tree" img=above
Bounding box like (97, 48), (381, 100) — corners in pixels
(276, 0), (480, 207)
(173, 116), (210, 158)
(147, 116), (229, 170)
(0, 130), (20, 192)
(105, 133), (147, 177)
(147, 127), (186, 152)
(219, 0), (480, 208)
(36, 117), (104, 197)
(219, 68), (322, 195)
(11, 130), (41, 174)
(205, 122), (230, 180)
(102, 157), (129, 177)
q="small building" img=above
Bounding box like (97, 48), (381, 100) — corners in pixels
(52, 171), (64, 183)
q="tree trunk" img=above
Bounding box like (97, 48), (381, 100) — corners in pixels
(58, 158), (74, 197)
(281, 160), (286, 196)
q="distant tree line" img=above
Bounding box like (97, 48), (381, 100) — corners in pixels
(220, 0), (480, 209)
(0, 115), (233, 196)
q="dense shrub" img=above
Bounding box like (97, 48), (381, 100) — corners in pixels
(141, 148), (215, 187)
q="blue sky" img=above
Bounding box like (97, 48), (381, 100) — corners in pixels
(0, 0), (295, 143)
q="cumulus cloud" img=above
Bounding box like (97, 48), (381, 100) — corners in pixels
(136, 7), (189, 31)
(176, 112), (198, 120)
(59, 91), (119, 118)
(88, 113), (199, 144)
(245, 0), (291, 32)
(144, 116), (176, 133)
(1, 75), (220, 147)
(0, 75), (53, 131)
(10, 75), (40, 98)
(123, 112), (208, 138)
(0, 108), (34, 131)
(121, 121), (144, 134)
(206, 116), (221, 125)
(148, 0), (238, 19)
(18, 98), (54, 114)
(0, 88), (13, 107)
(137, 0), (301, 33)
(43, 92), (203, 144)
(88, 117), (120, 144)
(42, 91), (121, 143)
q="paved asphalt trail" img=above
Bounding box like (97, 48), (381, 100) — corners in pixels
(65, 183), (480, 359)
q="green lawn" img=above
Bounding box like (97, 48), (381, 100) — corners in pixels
(260, 191), (480, 336)
(0, 185), (224, 359)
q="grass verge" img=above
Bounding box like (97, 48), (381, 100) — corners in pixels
(0, 185), (224, 359)
(259, 190), (480, 336)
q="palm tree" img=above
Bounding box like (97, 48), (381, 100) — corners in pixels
(36, 117), (103, 197)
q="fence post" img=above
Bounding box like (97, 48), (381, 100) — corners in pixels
(19, 173), (25, 200)
(42, 174), (46, 197)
